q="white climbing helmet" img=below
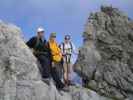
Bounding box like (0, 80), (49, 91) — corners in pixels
(37, 27), (44, 33)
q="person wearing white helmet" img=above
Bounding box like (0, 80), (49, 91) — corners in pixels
(26, 27), (51, 84)
(36, 27), (45, 40)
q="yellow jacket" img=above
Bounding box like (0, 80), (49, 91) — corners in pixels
(49, 40), (62, 62)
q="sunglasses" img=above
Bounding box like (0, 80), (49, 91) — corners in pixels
(38, 31), (44, 33)
(51, 36), (56, 38)
(65, 38), (70, 40)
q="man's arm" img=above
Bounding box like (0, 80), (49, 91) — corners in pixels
(26, 37), (36, 48)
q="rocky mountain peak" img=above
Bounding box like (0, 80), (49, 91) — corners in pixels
(74, 6), (133, 100)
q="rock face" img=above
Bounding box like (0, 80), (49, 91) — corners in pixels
(0, 21), (112, 100)
(74, 6), (133, 100)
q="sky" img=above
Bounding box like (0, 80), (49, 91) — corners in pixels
(0, 0), (133, 47)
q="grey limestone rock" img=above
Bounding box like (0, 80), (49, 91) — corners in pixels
(74, 6), (133, 100)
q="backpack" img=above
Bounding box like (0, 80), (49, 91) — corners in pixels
(60, 42), (73, 54)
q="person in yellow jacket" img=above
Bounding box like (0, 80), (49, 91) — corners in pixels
(48, 32), (65, 90)
(49, 32), (62, 63)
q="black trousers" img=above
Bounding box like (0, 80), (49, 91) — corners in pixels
(51, 67), (64, 89)
(37, 55), (51, 78)
(37, 55), (64, 89)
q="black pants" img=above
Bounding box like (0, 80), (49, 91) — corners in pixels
(37, 55), (51, 78)
(37, 55), (64, 89)
(51, 67), (64, 89)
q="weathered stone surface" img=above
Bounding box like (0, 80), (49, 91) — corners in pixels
(74, 6), (133, 100)
(0, 21), (112, 100)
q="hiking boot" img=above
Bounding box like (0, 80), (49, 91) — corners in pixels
(42, 78), (50, 85)
(68, 80), (75, 86)
(60, 86), (70, 92)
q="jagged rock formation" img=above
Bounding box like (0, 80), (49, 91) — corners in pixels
(74, 6), (133, 100)
(0, 21), (112, 100)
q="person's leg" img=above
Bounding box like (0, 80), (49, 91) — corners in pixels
(63, 62), (69, 86)
(56, 62), (63, 80)
(37, 55), (51, 78)
(51, 62), (64, 89)
(67, 63), (73, 85)
(67, 55), (72, 75)
(63, 55), (72, 86)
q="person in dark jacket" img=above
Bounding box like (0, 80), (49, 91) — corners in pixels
(26, 27), (65, 90)
(26, 27), (51, 79)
